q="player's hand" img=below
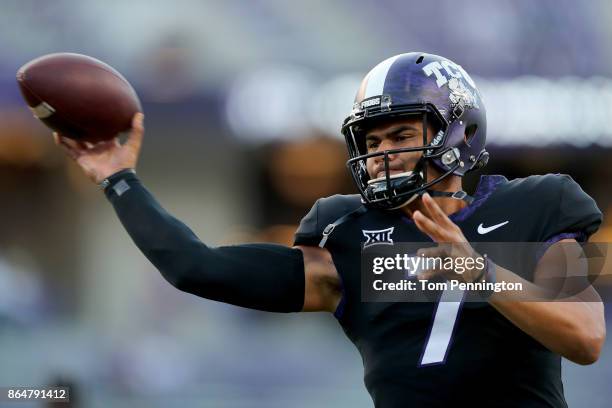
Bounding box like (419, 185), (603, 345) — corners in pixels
(413, 192), (484, 283)
(53, 113), (144, 184)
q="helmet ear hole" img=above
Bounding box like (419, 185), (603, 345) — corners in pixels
(464, 124), (478, 147)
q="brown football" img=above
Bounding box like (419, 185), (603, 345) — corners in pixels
(16, 53), (141, 142)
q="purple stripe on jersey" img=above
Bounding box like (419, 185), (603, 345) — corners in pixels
(402, 175), (507, 225)
(334, 268), (349, 319)
(545, 231), (587, 244)
(451, 175), (506, 222)
(535, 231), (588, 262)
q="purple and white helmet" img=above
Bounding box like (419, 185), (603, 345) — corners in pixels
(341, 52), (488, 210)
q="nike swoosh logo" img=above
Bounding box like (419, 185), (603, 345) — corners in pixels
(477, 221), (509, 234)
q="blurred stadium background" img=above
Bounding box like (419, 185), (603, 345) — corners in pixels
(1, 0), (612, 406)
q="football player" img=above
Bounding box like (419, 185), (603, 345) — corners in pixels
(55, 52), (605, 407)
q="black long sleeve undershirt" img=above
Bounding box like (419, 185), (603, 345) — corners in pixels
(103, 170), (305, 312)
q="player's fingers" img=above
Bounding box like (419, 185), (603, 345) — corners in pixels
(54, 133), (82, 160)
(413, 210), (444, 241)
(415, 253), (442, 280)
(422, 193), (455, 229)
(416, 246), (450, 279)
(89, 139), (118, 153)
(125, 112), (144, 153)
(418, 269), (437, 281)
(60, 136), (89, 151)
(57, 142), (79, 160)
(417, 245), (444, 259)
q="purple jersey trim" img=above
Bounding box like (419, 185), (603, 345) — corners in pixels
(545, 231), (587, 244)
(535, 231), (587, 262)
(334, 260), (349, 319)
(402, 175), (507, 225)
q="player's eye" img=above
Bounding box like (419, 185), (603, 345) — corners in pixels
(395, 134), (415, 142)
(367, 141), (379, 150)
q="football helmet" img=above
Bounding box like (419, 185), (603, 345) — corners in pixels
(341, 52), (488, 210)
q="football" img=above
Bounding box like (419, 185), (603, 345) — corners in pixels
(16, 53), (141, 142)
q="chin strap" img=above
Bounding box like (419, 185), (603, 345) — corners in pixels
(422, 189), (475, 205)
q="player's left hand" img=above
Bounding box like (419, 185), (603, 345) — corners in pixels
(413, 192), (484, 283)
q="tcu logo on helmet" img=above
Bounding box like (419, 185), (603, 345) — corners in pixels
(423, 59), (480, 112)
(422, 60), (477, 89)
(362, 227), (395, 248)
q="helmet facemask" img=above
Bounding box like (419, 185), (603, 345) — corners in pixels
(344, 107), (462, 210)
